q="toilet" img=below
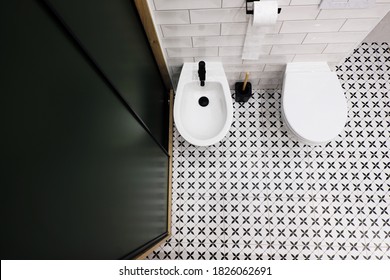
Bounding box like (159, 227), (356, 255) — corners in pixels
(281, 62), (348, 145)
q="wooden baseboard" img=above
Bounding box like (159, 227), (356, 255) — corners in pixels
(135, 90), (174, 260)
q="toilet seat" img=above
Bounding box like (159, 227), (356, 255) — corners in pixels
(282, 71), (348, 145)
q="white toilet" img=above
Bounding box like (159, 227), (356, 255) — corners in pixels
(281, 62), (348, 145)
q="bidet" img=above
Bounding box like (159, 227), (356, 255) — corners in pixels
(174, 62), (233, 146)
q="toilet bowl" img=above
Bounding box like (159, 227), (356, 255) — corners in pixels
(282, 62), (348, 145)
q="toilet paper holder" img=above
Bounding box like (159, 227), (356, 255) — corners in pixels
(246, 0), (282, 14)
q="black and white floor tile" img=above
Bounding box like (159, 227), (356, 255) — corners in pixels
(148, 42), (390, 260)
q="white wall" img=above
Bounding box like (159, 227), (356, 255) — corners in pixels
(147, 0), (390, 89)
(363, 11), (390, 43)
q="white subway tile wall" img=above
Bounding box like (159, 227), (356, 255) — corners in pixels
(303, 32), (368, 44)
(161, 24), (221, 37)
(190, 8), (247, 23)
(322, 43), (356, 53)
(166, 47), (219, 58)
(279, 19), (346, 33)
(154, 0), (221, 10)
(167, 57), (195, 66)
(223, 63), (265, 72)
(271, 43), (327, 54)
(293, 53), (345, 62)
(264, 64), (286, 71)
(221, 22), (283, 35)
(153, 10), (190, 24)
(290, 0), (321, 5)
(161, 37), (192, 48)
(192, 35), (245, 47)
(317, 4), (390, 19)
(149, 0), (390, 89)
(244, 54), (295, 64)
(340, 18), (380, 32)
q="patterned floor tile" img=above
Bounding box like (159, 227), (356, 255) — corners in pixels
(179, 150), (226, 197)
(224, 242), (273, 260)
(272, 245), (317, 260)
(314, 245), (368, 260)
(146, 240), (181, 260)
(180, 242), (225, 260)
(363, 245), (390, 260)
(168, 194), (181, 237)
(313, 200), (366, 245)
(267, 196), (317, 246)
(224, 195), (269, 245)
(148, 42), (390, 260)
(178, 195), (226, 244)
(360, 198), (389, 248)
(224, 152), (266, 197)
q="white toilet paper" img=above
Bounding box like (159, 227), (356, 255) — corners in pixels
(252, 1), (278, 26)
(242, 1), (279, 60)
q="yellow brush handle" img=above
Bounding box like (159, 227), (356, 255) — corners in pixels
(242, 72), (249, 91)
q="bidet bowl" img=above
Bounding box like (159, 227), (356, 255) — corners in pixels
(174, 62), (233, 146)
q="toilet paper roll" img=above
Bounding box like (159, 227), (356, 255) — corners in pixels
(252, 1), (278, 27)
(242, 1), (279, 60)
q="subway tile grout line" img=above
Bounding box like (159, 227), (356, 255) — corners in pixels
(187, 9), (191, 24)
(338, 18), (348, 32)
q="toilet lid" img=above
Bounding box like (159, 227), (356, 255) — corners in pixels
(283, 72), (348, 143)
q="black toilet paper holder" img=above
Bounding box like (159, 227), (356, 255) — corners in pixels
(246, 0), (282, 15)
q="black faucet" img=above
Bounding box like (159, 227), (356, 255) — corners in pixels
(198, 61), (206, 87)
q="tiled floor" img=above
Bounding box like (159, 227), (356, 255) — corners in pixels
(148, 42), (390, 260)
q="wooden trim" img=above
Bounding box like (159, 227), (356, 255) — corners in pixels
(134, 235), (169, 260)
(167, 90), (174, 235)
(134, 0), (172, 91)
(135, 90), (174, 260)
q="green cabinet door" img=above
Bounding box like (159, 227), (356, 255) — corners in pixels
(0, 0), (168, 259)
(45, 0), (169, 150)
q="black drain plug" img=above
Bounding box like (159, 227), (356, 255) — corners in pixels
(198, 96), (209, 107)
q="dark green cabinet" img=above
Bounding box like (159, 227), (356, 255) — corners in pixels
(45, 0), (169, 150)
(0, 0), (168, 259)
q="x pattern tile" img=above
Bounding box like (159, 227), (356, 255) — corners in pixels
(148, 42), (390, 260)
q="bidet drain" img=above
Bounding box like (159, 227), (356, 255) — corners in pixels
(198, 96), (209, 107)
